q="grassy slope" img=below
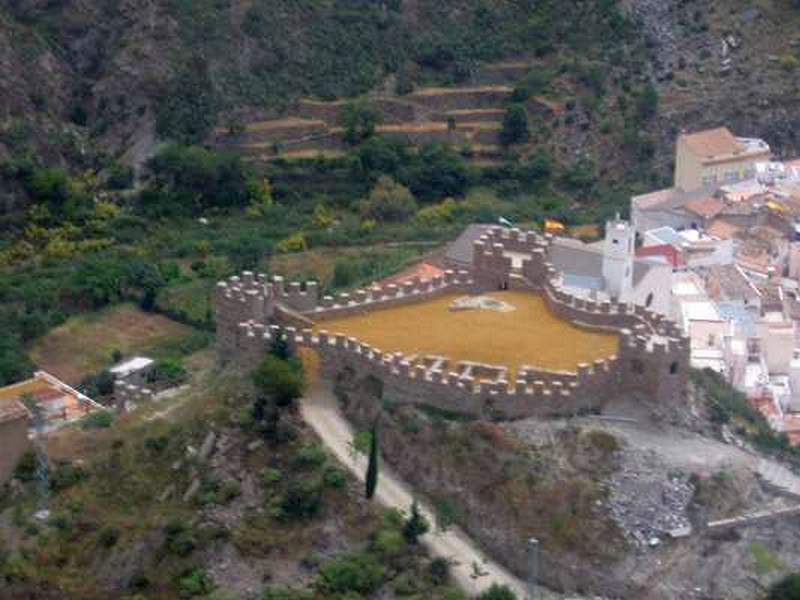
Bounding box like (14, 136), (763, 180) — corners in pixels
(1, 359), (463, 599)
(27, 304), (195, 384)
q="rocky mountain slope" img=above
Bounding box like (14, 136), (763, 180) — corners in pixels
(0, 1), (799, 195)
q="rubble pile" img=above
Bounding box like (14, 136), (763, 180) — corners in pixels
(607, 452), (695, 547)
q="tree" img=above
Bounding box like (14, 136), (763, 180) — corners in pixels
(500, 104), (530, 146)
(252, 353), (305, 441)
(360, 176), (417, 222)
(340, 101), (381, 145)
(400, 143), (469, 202)
(0, 335), (34, 387)
(127, 259), (165, 312)
(402, 499), (429, 544)
(635, 84), (658, 123)
(253, 355), (305, 409)
(365, 423), (379, 499)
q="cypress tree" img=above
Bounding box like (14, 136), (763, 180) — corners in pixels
(365, 424), (379, 499)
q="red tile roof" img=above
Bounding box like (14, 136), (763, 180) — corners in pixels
(685, 196), (724, 219)
(681, 127), (742, 158)
(635, 244), (685, 268)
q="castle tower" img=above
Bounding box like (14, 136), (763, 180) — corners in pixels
(602, 216), (634, 301)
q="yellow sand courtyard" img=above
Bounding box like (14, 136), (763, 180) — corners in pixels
(314, 291), (619, 374)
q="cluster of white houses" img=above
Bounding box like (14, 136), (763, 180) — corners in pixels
(450, 127), (800, 442)
(631, 127), (800, 442)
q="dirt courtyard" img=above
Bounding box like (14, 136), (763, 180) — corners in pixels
(314, 291), (618, 374)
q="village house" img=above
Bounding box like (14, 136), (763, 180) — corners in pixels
(674, 127), (771, 192)
(0, 371), (102, 433)
(0, 399), (30, 486)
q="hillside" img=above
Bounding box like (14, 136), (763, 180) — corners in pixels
(2, 0), (800, 199)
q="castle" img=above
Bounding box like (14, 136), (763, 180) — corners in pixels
(215, 225), (690, 419)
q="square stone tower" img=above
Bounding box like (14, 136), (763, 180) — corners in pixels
(602, 217), (635, 301)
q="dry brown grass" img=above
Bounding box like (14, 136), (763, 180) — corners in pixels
(243, 117), (326, 132)
(28, 304), (193, 384)
(409, 85), (512, 96)
(314, 291), (618, 374)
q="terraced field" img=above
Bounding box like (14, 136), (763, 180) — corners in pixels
(211, 69), (561, 165)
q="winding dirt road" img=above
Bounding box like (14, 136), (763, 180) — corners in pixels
(300, 382), (561, 599)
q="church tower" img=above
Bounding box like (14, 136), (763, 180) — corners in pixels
(602, 216), (634, 301)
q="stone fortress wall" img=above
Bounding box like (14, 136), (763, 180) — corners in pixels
(215, 227), (690, 419)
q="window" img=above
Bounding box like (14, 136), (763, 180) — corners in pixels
(670, 361), (679, 375)
(707, 333), (716, 347)
(631, 359), (645, 374)
(645, 292), (654, 308)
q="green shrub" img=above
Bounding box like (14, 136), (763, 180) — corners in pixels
(294, 445), (327, 470)
(770, 573), (800, 599)
(373, 528), (406, 560)
(262, 468), (282, 485)
(144, 435), (170, 453)
(80, 410), (114, 430)
(402, 500), (430, 544)
(322, 466), (347, 489)
(177, 568), (213, 598)
(477, 584), (517, 600)
(360, 176), (417, 223)
(499, 104), (530, 146)
(50, 461), (87, 492)
(165, 520), (197, 557)
(429, 556), (450, 585)
(280, 478), (323, 520)
(146, 358), (188, 386)
(317, 551), (386, 595)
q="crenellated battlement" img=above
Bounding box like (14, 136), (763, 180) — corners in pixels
(214, 224), (690, 419)
(311, 269), (474, 320)
(271, 276), (319, 313)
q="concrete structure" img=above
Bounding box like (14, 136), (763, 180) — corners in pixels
(216, 226), (690, 420)
(109, 356), (154, 386)
(674, 127), (771, 192)
(0, 399), (30, 486)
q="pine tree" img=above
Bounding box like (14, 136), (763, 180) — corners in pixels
(365, 424), (379, 499)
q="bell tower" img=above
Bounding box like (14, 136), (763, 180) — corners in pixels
(602, 216), (634, 301)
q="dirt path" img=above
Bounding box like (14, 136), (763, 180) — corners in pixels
(300, 383), (556, 599)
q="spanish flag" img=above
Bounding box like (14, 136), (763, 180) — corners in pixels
(544, 218), (566, 234)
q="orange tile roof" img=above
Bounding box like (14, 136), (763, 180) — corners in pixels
(685, 196), (724, 219)
(707, 219), (742, 240)
(377, 262), (446, 286)
(681, 127), (742, 158)
(0, 373), (97, 425)
(631, 187), (677, 210)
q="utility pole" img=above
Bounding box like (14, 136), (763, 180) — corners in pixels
(528, 537), (539, 600)
(20, 393), (50, 521)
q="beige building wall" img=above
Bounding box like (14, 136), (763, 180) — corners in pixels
(674, 135), (704, 191)
(0, 416), (30, 485)
(674, 130), (771, 191)
(789, 242), (800, 281)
